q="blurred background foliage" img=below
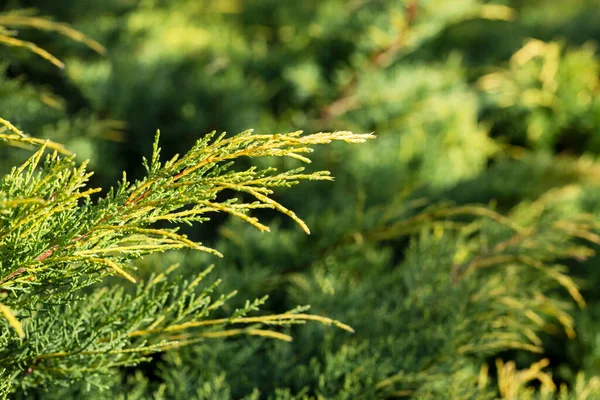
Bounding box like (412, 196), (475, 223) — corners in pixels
(3, 0), (600, 398)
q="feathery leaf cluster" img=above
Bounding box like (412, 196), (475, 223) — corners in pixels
(0, 123), (371, 395)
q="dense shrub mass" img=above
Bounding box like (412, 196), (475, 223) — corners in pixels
(2, 0), (600, 398)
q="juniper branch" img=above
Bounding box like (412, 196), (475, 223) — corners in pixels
(0, 123), (371, 388)
(0, 127), (372, 296)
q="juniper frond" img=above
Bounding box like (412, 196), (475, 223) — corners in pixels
(0, 126), (372, 293)
(0, 123), (371, 391)
(0, 263), (348, 391)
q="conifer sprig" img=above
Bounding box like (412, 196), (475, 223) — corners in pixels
(1, 264), (345, 390)
(0, 126), (372, 292)
(0, 124), (371, 391)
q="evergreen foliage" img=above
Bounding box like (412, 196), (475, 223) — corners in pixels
(1, 101), (370, 396)
(2, 0), (600, 398)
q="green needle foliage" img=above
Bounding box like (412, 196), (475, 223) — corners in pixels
(0, 124), (371, 396)
(3, 1), (600, 398)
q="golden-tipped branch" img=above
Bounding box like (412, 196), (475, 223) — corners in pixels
(0, 127), (372, 289)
